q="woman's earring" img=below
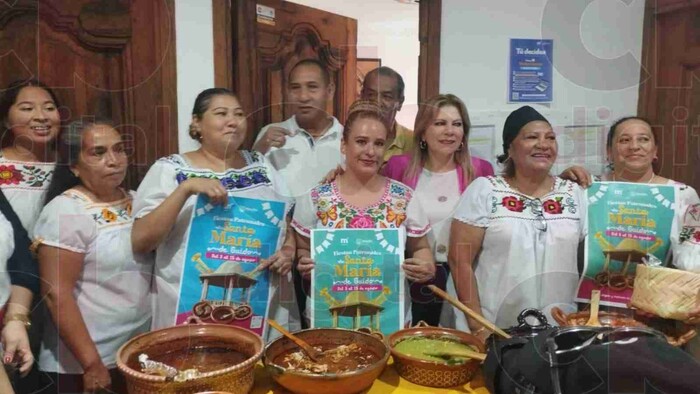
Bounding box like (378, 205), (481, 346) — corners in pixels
(419, 140), (427, 150)
(71, 170), (79, 178)
(457, 141), (464, 151)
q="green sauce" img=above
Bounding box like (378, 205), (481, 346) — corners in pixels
(393, 336), (476, 364)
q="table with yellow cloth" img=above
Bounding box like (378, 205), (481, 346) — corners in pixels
(251, 359), (490, 394)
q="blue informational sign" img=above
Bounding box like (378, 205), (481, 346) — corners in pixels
(509, 39), (554, 103)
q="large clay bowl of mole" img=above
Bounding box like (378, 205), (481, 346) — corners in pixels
(263, 327), (390, 394)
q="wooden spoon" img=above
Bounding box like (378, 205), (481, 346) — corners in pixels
(428, 285), (512, 339)
(586, 289), (602, 327)
(268, 319), (322, 362)
(425, 348), (487, 362)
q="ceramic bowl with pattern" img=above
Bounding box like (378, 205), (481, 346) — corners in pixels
(116, 323), (263, 394)
(263, 327), (390, 394)
(388, 322), (485, 388)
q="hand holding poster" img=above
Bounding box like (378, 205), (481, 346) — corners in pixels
(311, 229), (404, 337)
(176, 195), (287, 337)
(577, 182), (675, 307)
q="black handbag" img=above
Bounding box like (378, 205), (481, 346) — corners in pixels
(483, 310), (700, 394)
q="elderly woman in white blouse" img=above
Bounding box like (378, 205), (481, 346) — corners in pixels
(35, 120), (150, 392)
(449, 106), (586, 341)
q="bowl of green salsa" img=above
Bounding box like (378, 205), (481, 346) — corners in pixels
(389, 322), (485, 388)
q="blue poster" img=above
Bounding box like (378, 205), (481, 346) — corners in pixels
(311, 229), (405, 337)
(509, 38), (554, 103)
(176, 195), (286, 337)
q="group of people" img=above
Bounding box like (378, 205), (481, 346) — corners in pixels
(0, 58), (699, 393)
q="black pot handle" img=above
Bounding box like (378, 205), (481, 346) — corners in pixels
(516, 308), (549, 329)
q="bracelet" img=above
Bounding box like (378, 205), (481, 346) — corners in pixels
(3, 313), (31, 328)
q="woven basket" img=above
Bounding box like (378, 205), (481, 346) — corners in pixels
(631, 265), (700, 321)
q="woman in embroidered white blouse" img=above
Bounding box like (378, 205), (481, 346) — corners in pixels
(449, 106), (586, 341)
(35, 120), (150, 392)
(293, 101), (436, 325)
(132, 88), (299, 338)
(0, 79), (61, 233)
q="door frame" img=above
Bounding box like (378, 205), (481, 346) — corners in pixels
(418, 0), (441, 104)
(636, 0), (700, 190)
(213, 0), (441, 109)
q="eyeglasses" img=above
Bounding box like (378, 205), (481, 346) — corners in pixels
(532, 200), (547, 232)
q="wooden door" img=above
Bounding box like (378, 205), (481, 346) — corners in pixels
(0, 0), (178, 188)
(229, 0), (357, 147)
(638, 0), (700, 193)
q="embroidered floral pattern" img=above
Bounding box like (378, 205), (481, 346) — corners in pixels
(101, 208), (117, 222)
(21, 165), (52, 187)
(91, 203), (132, 226)
(167, 151), (272, 191)
(349, 214), (375, 228)
(310, 180), (414, 231)
(488, 177), (579, 218)
(0, 161), (53, 189)
(0, 165), (22, 185)
(63, 189), (133, 226)
(386, 207), (406, 226)
(317, 205), (338, 226)
(543, 198), (564, 214)
(176, 169), (271, 190)
(679, 226), (700, 244)
(679, 226), (694, 243)
(502, 196), (525, 212)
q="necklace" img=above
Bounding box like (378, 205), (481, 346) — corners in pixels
(612, 172), (656, 184)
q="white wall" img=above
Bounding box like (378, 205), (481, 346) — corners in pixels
(174, 0), (214, 153)
(172, 0), (645, 164)
(288, 0), (420, 128)
(441, 0), (645, 172)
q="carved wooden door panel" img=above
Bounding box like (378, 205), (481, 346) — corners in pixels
(232, 0), (357, 147)
(0, 0), (178, 187)
(638, 0), (700, 193)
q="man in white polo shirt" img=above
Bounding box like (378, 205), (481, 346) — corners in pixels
(253, 59), (343, 198)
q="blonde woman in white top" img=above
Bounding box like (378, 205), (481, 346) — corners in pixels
(383, 94), (494, 327)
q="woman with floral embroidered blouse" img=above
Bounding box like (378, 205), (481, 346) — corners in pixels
(563, 116), (700, 358)
(449, 106), (586, 341)
(0, 79), (60, 235)
(34, 120), (150, 392)
(0, 79), (60, 391)
(563, 116), (699, 248)
(293, 101), (436, 324)
(132, 88), (299, 338)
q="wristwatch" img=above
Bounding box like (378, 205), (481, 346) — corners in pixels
(3, 313), (31, 328)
